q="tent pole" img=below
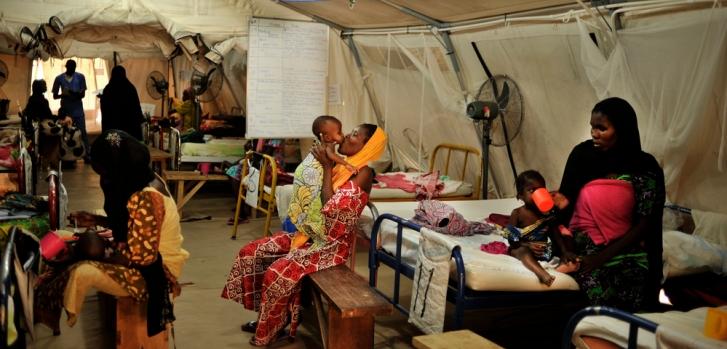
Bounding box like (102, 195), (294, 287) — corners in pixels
(379, 0), (467, 94)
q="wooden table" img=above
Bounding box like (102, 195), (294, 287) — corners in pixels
(413, 330), (503, 349)
(147, 145), (173, 172)
(163, 170), (228, 211)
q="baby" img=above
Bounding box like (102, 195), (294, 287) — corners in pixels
(286, 115), (351, 249)
(313, 116), (357, 174)
(506, 170), (574, 286)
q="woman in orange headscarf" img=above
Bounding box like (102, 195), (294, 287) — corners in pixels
(221, 123), (386, 347)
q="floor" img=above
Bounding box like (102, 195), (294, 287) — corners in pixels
(30, 163), (421, 349)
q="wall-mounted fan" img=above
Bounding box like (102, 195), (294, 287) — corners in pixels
(146, 71), (169, 117)
(18, 16), (65, 59)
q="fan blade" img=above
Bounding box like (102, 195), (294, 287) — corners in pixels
(496, 81), (510, 108)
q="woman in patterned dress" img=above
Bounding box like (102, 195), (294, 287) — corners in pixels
(221, 124), (387, 346)
(35, 130), (189, 336)
(556, 97), (665, 312)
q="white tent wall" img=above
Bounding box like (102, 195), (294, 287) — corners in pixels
(113, 58), (169, 113)
(578, 7), (727, 213)
(353, 35), (482, 181)
(0, 54), (32, 115)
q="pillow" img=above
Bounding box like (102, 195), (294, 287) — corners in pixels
(692, 209), (727, 248)
(662, 230), (727, 280)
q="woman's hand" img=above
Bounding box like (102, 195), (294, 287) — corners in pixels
(68, 211), (99, 228)
(311, 144), (334, 169)
(551, 191), (569, 210)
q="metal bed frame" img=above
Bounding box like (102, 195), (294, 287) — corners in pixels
(561, 306), (659, 349)
(368, 213), (581, 329)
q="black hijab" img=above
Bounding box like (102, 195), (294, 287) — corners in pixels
(100, 66), (144, 140)
(91, 129), (154, 242)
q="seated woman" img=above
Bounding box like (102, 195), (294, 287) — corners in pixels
(221, 123), (386, 346)
(557, 97), (665, 313)
(23, 79), (72, 170)
(35, 130), (189, 336)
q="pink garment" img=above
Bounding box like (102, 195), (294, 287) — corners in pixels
(480, 241), (508, 255)
(414, 171), (444, 200)
(569, 179), (635, 245)
(373, 172), (417, 192)
(412, 200), (495, 236)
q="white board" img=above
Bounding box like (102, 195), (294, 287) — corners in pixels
(246, 18), (329, 138)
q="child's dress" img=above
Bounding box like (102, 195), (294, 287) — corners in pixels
(504, 217), (554, 261)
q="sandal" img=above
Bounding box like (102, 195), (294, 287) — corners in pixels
(248, 331), (293, 347)
(241, 321), (257, 333)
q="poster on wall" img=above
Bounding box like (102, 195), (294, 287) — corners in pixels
(246, 18), (329, 138)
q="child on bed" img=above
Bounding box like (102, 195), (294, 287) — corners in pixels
(286, 115), (352, 249)
(506, 170), (576, 286)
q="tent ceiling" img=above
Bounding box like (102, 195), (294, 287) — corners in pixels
(281, 0), (579, 29)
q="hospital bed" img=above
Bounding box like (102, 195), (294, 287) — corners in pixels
(365, 200), (582, 329)
(370, 143), (481, 202)
(274, 143), (482, 224)
(150, 127), (247, 170)
(564, 305), (727, 349)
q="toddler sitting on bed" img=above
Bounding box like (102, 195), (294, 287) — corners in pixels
(506, 170), (577, 286)
(286, 115), (354, 249)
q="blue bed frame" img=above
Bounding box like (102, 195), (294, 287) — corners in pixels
(562, 306), (659, 349)
(368, 213), (582, 329)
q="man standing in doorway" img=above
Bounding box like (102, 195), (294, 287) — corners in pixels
(52, 59), (89, 162)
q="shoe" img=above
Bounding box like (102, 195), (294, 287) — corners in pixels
(241, 321), (257, 333)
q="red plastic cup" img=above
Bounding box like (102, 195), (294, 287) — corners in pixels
(198, 162), (211, 175)
(532, 188), (554, 213)
(40, 231), (67, 260)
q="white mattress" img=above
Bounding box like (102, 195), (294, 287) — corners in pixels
(361, 200), (580, 292)
(573, 306), (727, 349)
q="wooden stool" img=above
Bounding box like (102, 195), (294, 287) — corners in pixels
(115, 297), (169, 349)
(413, 329), (503, 349)
(308, 265), (392, 349)
(163, 170), (228, 211)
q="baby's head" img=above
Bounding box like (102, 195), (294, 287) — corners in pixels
(515, 170), (546, 209)
(75, 231), (106, 261)
(312, 115), (344, 144)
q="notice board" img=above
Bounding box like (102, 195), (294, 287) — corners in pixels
(246, 18), (329, 138)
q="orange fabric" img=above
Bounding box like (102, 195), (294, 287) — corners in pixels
(331, 127), (387, 190)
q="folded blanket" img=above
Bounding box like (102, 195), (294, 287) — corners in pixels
(570, 179), (635, 245)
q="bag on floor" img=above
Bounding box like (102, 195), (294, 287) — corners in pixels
(60, 126), (85, 161)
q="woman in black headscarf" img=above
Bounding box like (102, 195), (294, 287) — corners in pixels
(35, 130), (188, 336)
(100, 66), (145, 140)
(556, 97), (665, 312)
(24, 80), (73, 169)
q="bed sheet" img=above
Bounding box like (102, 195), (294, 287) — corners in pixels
(573, 306), (727, 349)
(362, 200), (580, 292)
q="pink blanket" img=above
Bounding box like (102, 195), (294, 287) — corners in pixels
(570, 179), (635, 245)
(374, 172), (417, 192)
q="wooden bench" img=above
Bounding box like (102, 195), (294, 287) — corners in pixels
(114, 297), (169, 349)
(163, 170), (228, 212)
(308, 265), (392, 349)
